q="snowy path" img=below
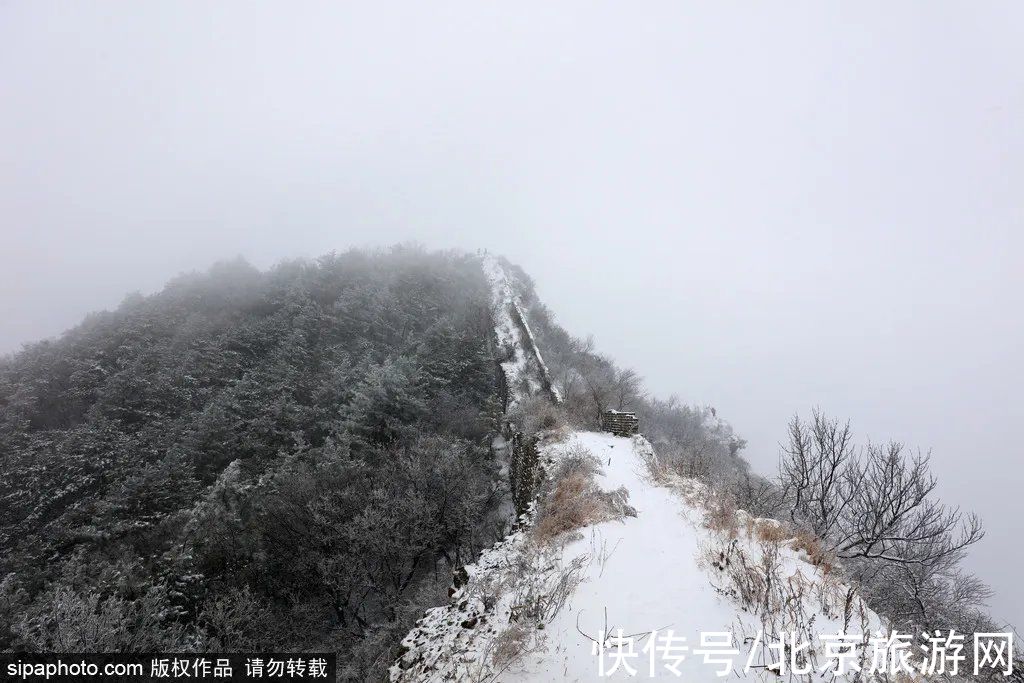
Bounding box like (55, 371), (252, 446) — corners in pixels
(506, 431), (741, 681)
(393, 430), (883, 682)
(508, 431), (884, 682)
(393, 256), (883, 683)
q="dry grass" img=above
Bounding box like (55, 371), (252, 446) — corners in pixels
(513, 395), (566, 438)
(534, 473), (607, 541)
(789, 529), (834, 574)
(490, 623), (535, 670)
(703, 493), (740, 539)
(752, 518), (791, 544)
(539, 424), (572, 445)
(702, 537), (782, 616)
(508, 544), (588, 624)
(704, 535), (869, 657)
(639, 435), (878, 675)
(533, 475), (635, 543)
(467, 620), (547, 683)
(532, 444), (636, 544)
(551, 443), (601, 480)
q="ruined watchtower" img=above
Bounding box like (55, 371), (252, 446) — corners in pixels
(601, 410), (639, 436)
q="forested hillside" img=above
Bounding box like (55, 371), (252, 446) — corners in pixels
(0, 247), (506, 678)
(0, 248), (1004, 682)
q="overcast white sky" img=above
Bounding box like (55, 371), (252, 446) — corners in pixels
(2, 2), (1022, 627)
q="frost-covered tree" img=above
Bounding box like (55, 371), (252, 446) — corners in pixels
(0, 246), (502, 667)
(777, 410), (988, 636)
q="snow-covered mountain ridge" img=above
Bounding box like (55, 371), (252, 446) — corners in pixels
(391, 429), (887, 682)
(481, 254), (560, 409)
(390, 257), (890, 682)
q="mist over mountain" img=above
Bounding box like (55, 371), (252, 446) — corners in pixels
(3, 1), (1022, 633)
(0, 248), (1009, 681)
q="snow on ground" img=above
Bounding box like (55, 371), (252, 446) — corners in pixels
(482, 255), (540, 407)
(481, 255), (560, 407)
(505, 432), (884, 681)
(392, 431), (887, 682)
(394, 253), (883, 683)
(504, 431), (742, 681)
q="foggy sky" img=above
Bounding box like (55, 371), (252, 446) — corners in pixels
(3, 2), (1022, 627)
